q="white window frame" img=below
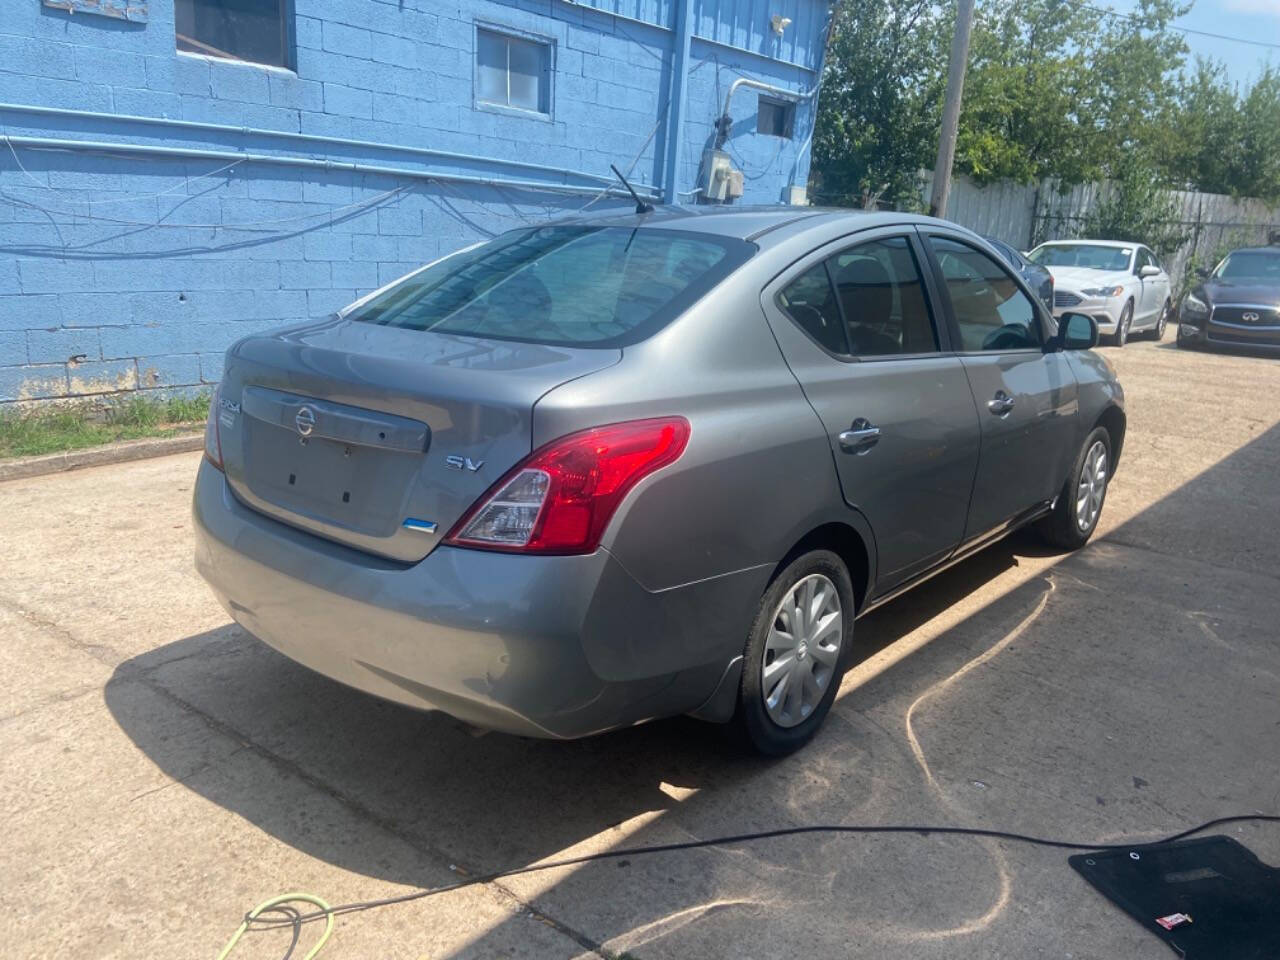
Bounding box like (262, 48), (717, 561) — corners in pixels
(473, 23), (555, 121)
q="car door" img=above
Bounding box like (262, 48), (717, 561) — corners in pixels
(1142, 247), (1171, 325)
(1134, 248), (1157, 323)
(760, 228), (981, 591)
(920, 231), (1079, 543)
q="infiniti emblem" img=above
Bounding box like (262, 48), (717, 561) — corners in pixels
(295, 405), (317, 437)
(1242, 311), (1260, 322)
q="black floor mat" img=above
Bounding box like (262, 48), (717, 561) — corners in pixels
(1069, 835), (1280, 959)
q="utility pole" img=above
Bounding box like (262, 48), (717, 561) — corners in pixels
(929, 0), (975, 219)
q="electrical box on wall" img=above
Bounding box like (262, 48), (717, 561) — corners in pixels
(699, 149), (744, 203)
(782, 185), (808, 206)
(727, 168), (744, 199)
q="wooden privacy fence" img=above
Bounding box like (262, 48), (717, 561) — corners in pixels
(925, 173), (1280, 288)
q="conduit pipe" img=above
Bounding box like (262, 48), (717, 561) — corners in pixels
(0, 134), (659, 200)
(0, 101), (627, 191)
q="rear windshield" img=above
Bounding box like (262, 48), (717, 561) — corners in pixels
(347, 225), (755, 347)
(1215, 251), (1280, 281)
(1028, 244), (1132, 272)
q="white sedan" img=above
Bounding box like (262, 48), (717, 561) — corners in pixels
(1027, 240), (1173, 346)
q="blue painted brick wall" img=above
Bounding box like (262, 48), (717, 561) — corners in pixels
(0, 0), (827, 404)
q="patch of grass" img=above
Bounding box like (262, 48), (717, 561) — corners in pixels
(0, 392), (210, 460)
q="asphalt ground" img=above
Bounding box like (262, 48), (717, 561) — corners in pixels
(2, 334), (1278, 959)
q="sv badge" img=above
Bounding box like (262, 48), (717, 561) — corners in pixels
(445, 455), (485, 472)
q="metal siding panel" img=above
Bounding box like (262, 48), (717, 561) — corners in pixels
(689, 0), (821, 69)
(575, 0), (671, 28)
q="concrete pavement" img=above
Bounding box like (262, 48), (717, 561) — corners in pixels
(2, 336), (1278, 959)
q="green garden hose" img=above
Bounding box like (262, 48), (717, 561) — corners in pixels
(216, 893), (333, 960)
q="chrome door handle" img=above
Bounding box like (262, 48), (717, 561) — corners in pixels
(987, 391), (1015, 416)
(838, 418), (881, 454)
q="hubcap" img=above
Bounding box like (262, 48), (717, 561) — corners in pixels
(1075, 440), (1108, 532)
(762, 574), (843, 728)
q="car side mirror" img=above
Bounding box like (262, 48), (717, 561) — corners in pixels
(1059, 312), (1098, 351)
(1194, 267), (1210, 280)
(1139, 265), (1161, 278)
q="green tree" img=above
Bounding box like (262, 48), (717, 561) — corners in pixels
(956, 0), (1108, 184)
(810, 0), (945, 209)
(1232, 67), (1280, 201)
(956, 0), (1189, 185)
(1153, 59), (1241, 192)
(810, 0), (1276, 209)
(1159, 62), (1280, 201)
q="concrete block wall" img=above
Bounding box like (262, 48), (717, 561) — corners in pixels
(0, 0), (827, 405)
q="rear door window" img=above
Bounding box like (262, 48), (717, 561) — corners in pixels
(828, 237), (939, 356)
(348, 226), (754, 347)
(929, 237), (1041, 352)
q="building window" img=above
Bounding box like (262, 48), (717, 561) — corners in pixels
(176, 0), (292, 70)
(758, 96), (795, 139)
(476, 27), (552, 115)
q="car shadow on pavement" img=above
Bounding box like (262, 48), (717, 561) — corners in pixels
(101, 535), (1025, 882)
(1155, 340), (1280, 359)
(103, 423), (1280, 959)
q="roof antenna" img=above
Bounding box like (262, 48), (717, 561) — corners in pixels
(611, 164), (654, 215)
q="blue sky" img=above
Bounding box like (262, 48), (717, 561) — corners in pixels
(1111, 0), (1279, 86)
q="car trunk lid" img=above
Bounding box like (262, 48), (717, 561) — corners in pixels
(219, 317), (621, 563)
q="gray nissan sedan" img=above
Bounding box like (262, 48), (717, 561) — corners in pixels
(194, 207), (1124, 755)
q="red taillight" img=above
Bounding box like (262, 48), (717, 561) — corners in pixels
(444, 417), (690, 555)
(204, 385), (223, 471)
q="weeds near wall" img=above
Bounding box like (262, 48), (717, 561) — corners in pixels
(0, 393), (210, 459)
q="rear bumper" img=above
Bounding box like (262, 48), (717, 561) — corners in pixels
(192, 459), (758, 738)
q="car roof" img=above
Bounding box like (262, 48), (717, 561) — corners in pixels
(1227, 246), (1280, 255)
(1035, 239), (1143, 250)
(548, 204), (951, 248)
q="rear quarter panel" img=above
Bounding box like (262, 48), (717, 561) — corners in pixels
(532, 258), (871, 597)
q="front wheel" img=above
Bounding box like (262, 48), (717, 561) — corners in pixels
(1176, 321), (1201, 350)
(1151, 299), (1170, 340)
(732, 550), (854, 755)
(1112, 302), (1133, 347)
(1037, 427), (1112, 550)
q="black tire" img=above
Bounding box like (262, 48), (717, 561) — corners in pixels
(1150, 299), (1170, 340)
(1037, 426), (1112, 551)
(732, 550), (855, 756)
(1112, 301), (1132, 347)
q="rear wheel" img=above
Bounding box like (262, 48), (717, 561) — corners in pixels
(732, 550), (854, 755)
(1113, 302), (1133, 347)
(1037, 427), (1112, 550)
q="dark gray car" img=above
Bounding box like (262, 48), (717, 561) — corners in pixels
(194, 207), (1125, 755)
(984, 235), (1055, 311)
(1178, 245), (1280, 353)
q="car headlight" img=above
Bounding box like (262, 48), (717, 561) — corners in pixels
(1182, 292), (1209, 316)
(1082, 285), (1125, 298)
